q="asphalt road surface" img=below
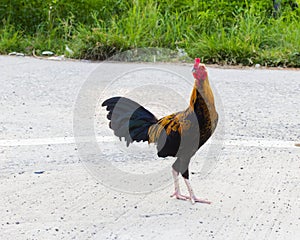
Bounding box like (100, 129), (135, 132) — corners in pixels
(0, 55), (299, 239)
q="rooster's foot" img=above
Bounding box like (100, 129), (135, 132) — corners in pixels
(189, 195), (211, 205)
(170, 192), (190, 201)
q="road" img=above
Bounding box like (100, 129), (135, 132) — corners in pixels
(0, 55), (299, 239)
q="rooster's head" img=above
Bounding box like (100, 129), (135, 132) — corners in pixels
(192, 58), (208, 87)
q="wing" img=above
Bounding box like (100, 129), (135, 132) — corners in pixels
(148, 111), (192, 157)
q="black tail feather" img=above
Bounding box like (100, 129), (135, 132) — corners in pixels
(102, 97), (158, 146)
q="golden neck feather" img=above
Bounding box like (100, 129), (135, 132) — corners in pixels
(190, 78), (214, 107)
(189, 77), (218, 122)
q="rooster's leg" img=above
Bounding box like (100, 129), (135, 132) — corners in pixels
(183, 178), (211, 205)
(170, 168), (189, 201)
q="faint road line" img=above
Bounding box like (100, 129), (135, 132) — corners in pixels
(0, 136), (298, 148)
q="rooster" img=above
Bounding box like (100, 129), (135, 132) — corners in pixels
(102, 58), (218, 204)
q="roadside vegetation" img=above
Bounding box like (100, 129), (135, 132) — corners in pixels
(0, 0), (300, 66)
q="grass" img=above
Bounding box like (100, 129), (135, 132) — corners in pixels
(0, 0), (300, 67)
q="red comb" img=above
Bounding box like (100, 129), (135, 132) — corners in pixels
(195, 58), (200, 64)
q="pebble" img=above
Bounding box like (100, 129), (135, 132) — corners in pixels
(42, 51), (54, 56)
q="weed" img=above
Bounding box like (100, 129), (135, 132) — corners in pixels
(0, 0), (300, 66)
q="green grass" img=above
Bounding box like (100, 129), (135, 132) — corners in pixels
(1, 0), (300, 66)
